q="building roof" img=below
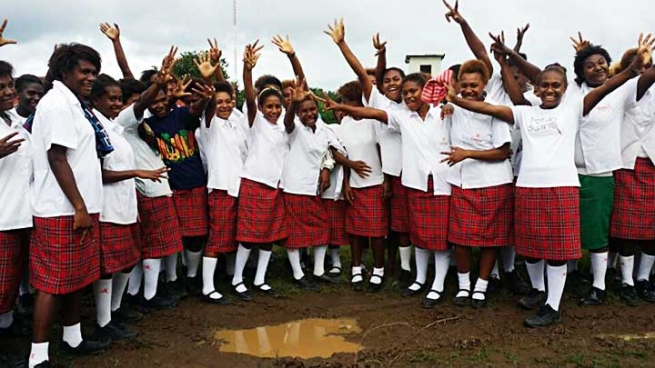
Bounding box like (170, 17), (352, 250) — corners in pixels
(404, 54), (446, 63)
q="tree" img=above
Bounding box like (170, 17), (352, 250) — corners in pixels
(170, 51), (230, 81)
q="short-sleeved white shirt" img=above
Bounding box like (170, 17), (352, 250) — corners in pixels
(387, 105), (452, 195)
(6, 108), (28, 127)
(339, 116), (384, 188)
(97, 112), (138, 225)
(321, 122), (346, 200)
(241, 114), (289, 189)
(115, 104), (172, 198)
(511, 96), (582, 188)
(364, 89), (403, 176)
(447, 103), (513, 189)
(620, 85), (655, 169)
(0, 114), (33, 230)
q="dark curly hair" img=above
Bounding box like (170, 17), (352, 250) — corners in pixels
(214, 81), (234, 97)
(573, 45), (611, 84)
(15, 74), (42, 92)
(119, 78), (146, 99)
(337, 80), (363, 104)
(90, 74), (120, 101)
(45, 43), (101, 92)
(459, 59), (491, 84)
(536, 63), (568, 86)
(255, 74), (282, 93)
(0, 60), (13, 79)
(401, 73), (426, 88)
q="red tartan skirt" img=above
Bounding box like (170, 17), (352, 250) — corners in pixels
(0, 229), (29, 313)
(448, 184), (514, 247)
(514, 187), (581, 261)
(284, 193), (330, 248)
(206, 190), (238, 253)
(323, 199), (348, 246)
(345, 185), (389, 238)
(137, 193), (184, 259)
(390, 176), (411, 233)
(172, 187), (209, 237)
(99, 222), (141, 275)
(406, 178), (449, 251)
(236, 178), (288, 244)
(611, 158), (655, 240)
(30, 215), (101, 295)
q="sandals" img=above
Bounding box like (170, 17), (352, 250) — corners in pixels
(401, 281), (425, 298)
(202, 290), (230, 305)
(422, 290), (443, 309)
(453, 289), (471, 307)
(231, 282), (253, 302)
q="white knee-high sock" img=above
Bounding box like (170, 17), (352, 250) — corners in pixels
(457, 272), (471, 297)
(287, 249), (304, 280)
(254, 249), (273, 287)
(330, 248), (342, 269)
(93, 279), (112, 327)
(143, 258), (162, 300)
(232, 244), (251, 287)
(590, 252), (608, 290)
(399, 246), (412, 272)
(501, 246), (516, 273)
(545, 264), (567, 311)
(313, 245), (328, 277)
(127, 262), (143, 296)
(185, 249), (203, 278)
(636, 253), (655, 282)
(165, 253), (178, 282)
(414, 247), (430, 286)
(426, 250), (450, 300)
(525, 260), (546, 291)
(111, 271), (131, 312)
(202, 256), (218, 295)
(620, 255), (635, 286)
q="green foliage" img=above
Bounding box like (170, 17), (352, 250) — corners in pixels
(170, 51), (230, 81)
(311, 88), (339, 125)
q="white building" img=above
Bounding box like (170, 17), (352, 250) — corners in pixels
(405, 54), (445, 77)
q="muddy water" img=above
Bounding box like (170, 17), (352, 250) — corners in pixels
(214, 318), (362, 358)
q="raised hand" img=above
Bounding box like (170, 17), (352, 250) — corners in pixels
(443, 0), (464, 24)
(291, 77), (312, 103)
(194, 51), (218, 80)
(0, 132), (24, 158)
(632, 33), (655, 71)
(172, 75), (192, 99)
(243, 40), (263, 71)
(570, 32), (591, 53)
(191, 82), (216, 101)
(445, 83), (458, 103)
(207, 38), (222, 63)
(324, 18), (345, 44)
(489, 32), (513, 57)
(162, 45), (179, 73)
(99, 22), (120, 41)
(0, 19), (17, 47)
(373, 33), (387, 56)
(271, 34), (295, 55)
(516, 24), (530, 45)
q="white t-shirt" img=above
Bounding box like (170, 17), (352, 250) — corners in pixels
(6, 108), (28, 127)
(30, 81), (103, 217)
(241, 114), (289, 189)
(97, 113), (138, 225)
(321, 122), (346, 200)
(511, 96), (582, 188)
(339, 116), (384, 188)
(0, 114), (33, 230)
(364, 88), (403, 176)
(620, 84), (655, 169)
(115, 104), (172, 198)
(387, 105), (452, 195)
(447, 103), (513, 189)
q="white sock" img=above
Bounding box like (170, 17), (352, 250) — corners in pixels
(111, 272), (130, 312)
(202, 257), (218, 295)
(143, 258), (162, 300)
(0, 311), (13, 328)
(62, 322), (83, 348)
(590, 252), (608, 290)
(225, 252), (236, 276)
(165, 253), (178, 282)
(608, 251), (618, 269)
(426, 250), (450, 300)
(232, 244), (251, 292)
(254, 249), (273, 287)
(525, 260), (546, 291)
(567, 260), (578, 274)
(127, 262), (143, 296)
(19, 275), (30, 296)
(620, 255), (635, 286)
(371, 267), (384, 284)
(28, 342), (49, 368)
(545, 264), (567, 311)
(501, 246), (516, 273)
(352, 266), (363, 283)
(636, 253), (655, 282)
(313, 245), (328, 277)
(330, 248), (342, 270)
(93, 279), (112, 327)
(399, 246), (412, 272)
(287, 249), (304, 280)
(457, 272), (471, 297)
(413, 247), (430, 289)
(472, 278), (489, 300)
(185, 249), (203, 278)
(490, 261), (500, 279)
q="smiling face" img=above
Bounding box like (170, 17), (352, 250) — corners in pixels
(18, 82), (44, 113)
(297, 99), (318, 127)
(93, 85), (123, 120)
(401, 80), (425, 112)
(458, 72), (486, 101)
(0, 75), (15, 112)
(535, 70), (568, 109)
(215, 91), (233, 120)
(382, 69), (403, 103)
(582, 54), (609, 87)
(259, 95), (282, 123)
(149, 90), (170, 118)
(62, 59), (98, 98)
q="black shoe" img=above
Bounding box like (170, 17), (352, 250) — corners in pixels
(618, 283), (640, 307)
(231, 283), (253, 301)
(397, 269), (413, 288)
(518, 289), (547, 310)
(606, 268), (619, 291)
(506, 270), (530, 295)
(367, 274), (384, 293)
(17, 293), (35, 317)
(314, 273), (340, 285)
(471, 292), (488, 309)
(141, 295), (177, 312)
(185, 276), (202, 297)
(202, 290), (231, 305)
(565, 270), (591, 298)
(453, 289), (470, 307)
(351, 274), (364, 292)
(635, 280), (655, 303)
(327, 266), (342, 278)
(111, 306), (143, 323)
(292, 276), (321, 292)
(524, 304), (561, 328)
(58, 336), (112, 357)
(253, 283), (281, 298)
(96, 320), (137, 341)
(487, 276), (501, 294)
(34, 361), (50, 368)
(401, 282), (425, 298)
(422, 290), (443, 309)
(163, 279), (188, 300)
(579, 287), (606, 306)
(0, 314), (31, 337)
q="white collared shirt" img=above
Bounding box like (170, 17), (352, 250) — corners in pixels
(115, 104), (173, 198)
(340, 116), (384, 188)
(387, 105), (452, 195)
(241, 114), (289, 188)
(620, 85), (655, 169)
(447, 103), (513, 189)
(6, 108), (28, 127)
(364, 88), (403, 176)
(30, 81), (103, 217)
(0, 113), (33, 230)
(321, 123), (346, 200)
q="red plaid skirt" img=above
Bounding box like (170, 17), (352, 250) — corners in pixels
(390, 176), (411, 233)
(284, 193), (330, 248)
(0, 229), (29, 313)
(99, 222), (141, 275)
(206, 190), (238, 253)
(345, 185), (389, 238)
(137, 193), (184, 259)
(30, 215), (101, 295)
(514, 187), (581, 261)
(236, 178), (288, 244)
(172, 187), (209, 237)
(406, 178), (449, 251)
(448, 184), (514, 247)
(611, 158), (655, 240)
(324, 199), (348, 246)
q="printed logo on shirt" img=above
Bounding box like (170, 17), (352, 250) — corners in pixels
(527, 116), (562, 136)
(156, 129), (198, 162)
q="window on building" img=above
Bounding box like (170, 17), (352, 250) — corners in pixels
(420, 64), (432, 74)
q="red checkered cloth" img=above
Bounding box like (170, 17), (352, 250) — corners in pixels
(236, 178), (288, 244)
(172, 186), (209, 237)
(406, 177), (449, 251)
(206, 190), (238, 253)
(99, 222), (141, 275)
(30, 215), (101, 295)
(448, 184), (514, 247)
(345, 185), (389, 238)
(0, 229), (29, 313)
(323, 199), (348, 246)
(390, 176), (411, 233)
(611, 158), (655, 240)
(421, 69), (454, 106)
(137, 193), (184, 259)
(514, 187), (581, 261)
(284, 193), (330, 248)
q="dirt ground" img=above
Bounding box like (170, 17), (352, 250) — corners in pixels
(3, 257), (655, 367)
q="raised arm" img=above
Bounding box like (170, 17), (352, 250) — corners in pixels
(195, 51), (219, 83)
(446, 84), (515, 124)
(373, 33), (387, 93)
(321, 92), (388, 123)
(490, 32), (541, 84)
(272, 35), (308, 90)
(443, 0), (493, 75)
(243, 41), (264, 127)
(188, 82), (215, 118)
(494, 47), (532, 106)
(513, 24), (530, 53)
(100, 22), (134, 79)
(207, 38), (226, 82)
(636, 34), (655, 101)
(0, 19), (17, 47)
(133, 58), (174, 118)
(284, 78), (313, 133)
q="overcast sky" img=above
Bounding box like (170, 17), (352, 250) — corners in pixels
(1, 0), (650, 90)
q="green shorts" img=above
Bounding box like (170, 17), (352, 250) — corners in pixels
(579, 175), (614, 250)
